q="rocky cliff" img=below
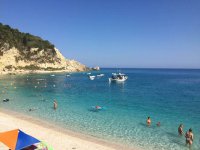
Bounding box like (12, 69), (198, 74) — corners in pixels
(0, 23), (88, 74)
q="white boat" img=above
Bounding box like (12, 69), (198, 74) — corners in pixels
(97, 74), (104, 77)
(66, 74), (70, 77)
(109, 73), (128, 82)
(89, 75), (95, 80)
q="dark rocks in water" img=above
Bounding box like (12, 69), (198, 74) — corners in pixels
(3, 98), (9, 102)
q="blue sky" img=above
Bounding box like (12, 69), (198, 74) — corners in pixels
(1, 0), (200, 68)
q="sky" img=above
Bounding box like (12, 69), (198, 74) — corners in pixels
(1, 0), (200, 68)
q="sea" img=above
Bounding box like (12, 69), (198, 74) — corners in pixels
(0, 68), (200, 150)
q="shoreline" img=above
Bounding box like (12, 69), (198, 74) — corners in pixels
(0, 108), (138, 150)
(0, 69), (88, 75)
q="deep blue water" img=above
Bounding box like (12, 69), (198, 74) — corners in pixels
(0, 69), (200, 150)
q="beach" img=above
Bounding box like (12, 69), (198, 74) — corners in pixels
(0, 109), (131, 150)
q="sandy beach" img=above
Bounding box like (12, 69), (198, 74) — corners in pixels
(0, 109), (134, 150)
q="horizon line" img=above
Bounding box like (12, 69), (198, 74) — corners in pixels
(98, 67), (200, 70)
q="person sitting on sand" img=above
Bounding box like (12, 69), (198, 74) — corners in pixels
(53, 100), (57, 110)
(185, 128), (194, 146)
(178, 124), (184, 135)
(146, 117), (151, 126)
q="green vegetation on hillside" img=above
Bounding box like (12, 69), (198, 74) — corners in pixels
(0, 23), (57, 62)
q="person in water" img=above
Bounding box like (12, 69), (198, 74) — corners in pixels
(53, 100), (58, 110)
(95, 106), (101, 110)
(29, 108), (37, 111)
(157, 122), (161, 127)
(178, 124), (184, 135)
(146, 117), (151, 126)
(185, 128), (194, 146)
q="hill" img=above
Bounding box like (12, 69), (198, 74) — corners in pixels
(0, 23), (88, 74)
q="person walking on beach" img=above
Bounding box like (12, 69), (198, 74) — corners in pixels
(146, 117), (151, 126)
(53, 100), (57, 110)
(185, 128), (194, 147)
(178, 124), (184, 135)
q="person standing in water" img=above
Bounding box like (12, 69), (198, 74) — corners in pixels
(53, 100), (57, 110)
(146, 117), (151, 126)
(178, 124), (184, 135)
(185, 128), (194, 147)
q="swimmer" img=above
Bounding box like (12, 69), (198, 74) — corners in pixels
(178, 124), (184, 135)
(185, 128), (194, 147)
(157, 122), (161, 127)
(29, 108), (37, 111)
(146, 117), (151, 126)
(53, 100), (57, 110)
(95, 106), (101, 110)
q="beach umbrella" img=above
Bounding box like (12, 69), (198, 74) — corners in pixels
(0, 129), (40, 150)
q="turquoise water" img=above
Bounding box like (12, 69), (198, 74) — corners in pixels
(0, 69), (200, 150)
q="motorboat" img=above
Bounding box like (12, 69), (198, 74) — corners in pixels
(109, 73), (128, 82)
(97, 74), (104, 77)
(89, 75), (95, 80)
(66, 74), (70, 77)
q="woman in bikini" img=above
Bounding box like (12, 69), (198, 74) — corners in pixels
(185, 128), (194, 146)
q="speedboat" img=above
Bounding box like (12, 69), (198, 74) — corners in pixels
(89, 75), (95, 80)
(109, 73), (128, 82)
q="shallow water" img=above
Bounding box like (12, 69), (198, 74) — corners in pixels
(0, 69), (200, 150)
